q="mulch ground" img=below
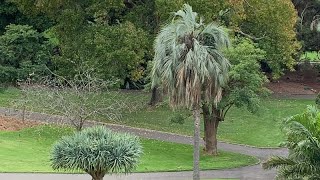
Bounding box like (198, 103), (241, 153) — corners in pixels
(0, 116), (41, 131)
(267, 71), (320, 96)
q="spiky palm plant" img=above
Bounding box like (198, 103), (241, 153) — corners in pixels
(152, 4), (230, 180)
(51, 126), (142, 180)
(263, 106), (320, 179)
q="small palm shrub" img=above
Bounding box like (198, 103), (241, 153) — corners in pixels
(51, 126), (143, 180)
(262, 106), (320, 179)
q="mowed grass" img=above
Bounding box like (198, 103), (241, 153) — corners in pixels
(0, 125), (258, 173)
(119, 98), (313, 147)
(0, 87), (314, 147)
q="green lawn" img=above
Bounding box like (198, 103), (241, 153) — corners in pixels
(0, 125), (257, 173)
(300, 51), (319, 61)
(119, 98), (313, 147)
(0, 87), (314, 147)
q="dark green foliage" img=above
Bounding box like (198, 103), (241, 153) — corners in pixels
(0, 0), (54, 34)
(316, 93), (320, 106)
(263, 106), (320, 179)
(11, 0), (150, 85)
(5, 0), (301, 87)
(0, 0), (18, 34)
(0, 24), (52, 83)
(52, 22), (149, 85)
(51, 126), (142, 179)
(169, 113), (186, 125)
(293, 0), (320, 51)
(155, 0), (184, 25)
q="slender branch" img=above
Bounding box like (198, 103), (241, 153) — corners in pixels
(300, 3), (313, 30)
(235, 29), (266, 40)
(222, 103), (234, 120)
(243, 0), (253, 8)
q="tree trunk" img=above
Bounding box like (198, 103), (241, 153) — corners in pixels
(22, 105), (26, 122)
(193, 108), (201, 180)
(203, 105), (220, 156)
(91, 173), (104, 180)
(148, 86), (162, 106)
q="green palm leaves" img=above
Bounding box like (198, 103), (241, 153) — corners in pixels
(51, 126), (142, 179)
(152, 4), (230, 108)
(263, 106), (320, 179)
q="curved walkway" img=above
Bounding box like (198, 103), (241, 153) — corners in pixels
(0, 107), (288, 180)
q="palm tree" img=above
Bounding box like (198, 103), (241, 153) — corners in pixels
(262, 106), (320, 179)
(51, 126), (142, 180)
(152, 4), (230, 180)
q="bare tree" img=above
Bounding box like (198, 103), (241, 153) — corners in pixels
(17, 69), (132, 131)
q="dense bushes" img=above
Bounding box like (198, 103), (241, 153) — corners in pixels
(0, 24), (52, 83)
(1, 0), (304, 87)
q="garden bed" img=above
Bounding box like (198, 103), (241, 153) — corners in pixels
(0, 115), (40, 131)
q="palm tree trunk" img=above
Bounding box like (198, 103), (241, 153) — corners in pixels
(193, 108), (201, 180)
(91, 172), (104, 180)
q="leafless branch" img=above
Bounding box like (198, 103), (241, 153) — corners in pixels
(235, 29), (266, 41)
(14, 69), (138, 131)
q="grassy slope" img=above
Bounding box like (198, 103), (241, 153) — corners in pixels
(0, 126), (257, 173)
(0, 87), (314, 147)
(120, 99), (312, 147)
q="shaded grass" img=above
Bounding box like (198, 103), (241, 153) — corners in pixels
(0, 125), (258, 173)
(0, 87), (314, 147)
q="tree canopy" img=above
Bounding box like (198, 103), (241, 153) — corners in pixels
(0, 0), (305, 85)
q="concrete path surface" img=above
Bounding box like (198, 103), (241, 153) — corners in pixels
(0, 107), (287, 180)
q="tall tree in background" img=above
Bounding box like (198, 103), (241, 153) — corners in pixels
(10, 0), (150, 86)
(292, 0), (320, 51)
(152, 4), (230, 179)
(233, 0), (300, 77)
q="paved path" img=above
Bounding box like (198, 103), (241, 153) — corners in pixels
(0, 107), (288, 180)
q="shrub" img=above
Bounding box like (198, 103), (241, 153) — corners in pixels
(51, 126), (143, 180)
(169, 113), (186, 125)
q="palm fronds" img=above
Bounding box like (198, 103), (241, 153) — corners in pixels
(262, 106), (320, 179)
(152, 4), (230, 108)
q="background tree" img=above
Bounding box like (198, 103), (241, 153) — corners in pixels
(0, 0), (53, 34)
(152, 4), (230, 179)
(0, 24), (52, 84)
(234, 0), (300, 77)
(202, 38), (269, 155)
(293, 0), (320, 51)
(52, 126), (142, 180)
(263, 106), (320, 179)
(10, 0), (150, 87)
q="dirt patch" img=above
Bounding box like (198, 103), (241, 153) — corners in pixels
(267, 71), (320, 97)
(0, 116), (41, 131)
